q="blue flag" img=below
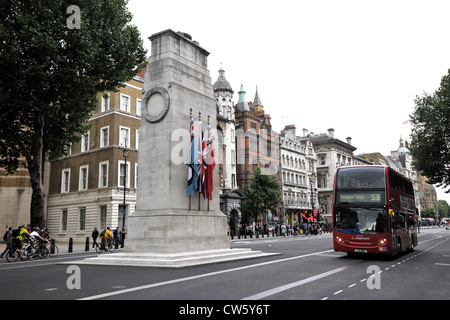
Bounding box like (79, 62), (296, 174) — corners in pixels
(188, 118), (198, 197)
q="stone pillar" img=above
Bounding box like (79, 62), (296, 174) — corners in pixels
(125, 29), (229, 254)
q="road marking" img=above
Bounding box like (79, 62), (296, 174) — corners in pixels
(435, 263), (450, 267)
(242, 266), (349, 300)
(334, 289), (343, 295)
(78, 249), (335, 300)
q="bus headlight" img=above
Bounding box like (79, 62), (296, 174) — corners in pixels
(336, 236), (344, 243)
(378, 239), (387, 245)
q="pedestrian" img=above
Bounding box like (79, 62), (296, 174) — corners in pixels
(92, 227), (99, 249)
(0, 227), (13, 258)
(281, 223), (286, 237)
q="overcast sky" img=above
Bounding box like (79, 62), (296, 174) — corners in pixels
(127, 0), (450, 204)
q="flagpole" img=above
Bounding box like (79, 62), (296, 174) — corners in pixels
(198, 111), (201, 211)
(189, 108), (192, 211)
(207, 115), (210, 212)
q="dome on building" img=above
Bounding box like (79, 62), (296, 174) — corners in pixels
(213, 67), (234, 93)
(398, 137), (410, 156)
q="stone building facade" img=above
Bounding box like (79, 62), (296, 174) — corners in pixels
(280, 125), (318, 225)
(213, 67), (243, 233)
(309, 128), (371, 222)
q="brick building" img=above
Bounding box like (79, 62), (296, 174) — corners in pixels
(46, 76), (144, 241)
(234, 84), (281, 222)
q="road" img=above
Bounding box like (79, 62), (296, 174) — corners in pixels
(0, 228), (448, 306)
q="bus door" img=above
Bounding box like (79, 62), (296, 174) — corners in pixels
(390, 210), (406, 254)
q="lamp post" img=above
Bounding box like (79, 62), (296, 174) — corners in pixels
(122, 147), (130, 248)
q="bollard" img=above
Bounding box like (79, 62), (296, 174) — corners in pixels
(115, 238), (119, 249)
(68, 237), (73, 253)
(85, 237), (89, 251)
(51, 239), (55, 254)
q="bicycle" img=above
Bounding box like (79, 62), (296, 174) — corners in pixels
(6, 244), (28, 262)
(95, 238), (115, 253)
(46, 241), (59, 257)
(30, 240), (49, 259)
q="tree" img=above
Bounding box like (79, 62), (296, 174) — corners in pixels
(438, 200), (449, 219)
(239, 167), (281, 223)
(0, 0), (147, 227)
(421, 208), (436, 219)
(410, 69), (450, 193)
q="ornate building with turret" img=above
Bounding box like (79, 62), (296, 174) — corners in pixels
(213, 67), (243, 233)
(234, 84), (281, 224)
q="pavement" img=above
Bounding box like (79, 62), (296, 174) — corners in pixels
(54, 232), (331, 255)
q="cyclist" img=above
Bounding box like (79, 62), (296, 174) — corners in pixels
(14, 225), (30, 260)
(98, 227), (112, 251)
(104, 227), (113, 249)
(30, 228), (46, 242)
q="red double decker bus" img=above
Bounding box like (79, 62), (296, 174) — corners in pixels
(333, 166), (418, 256)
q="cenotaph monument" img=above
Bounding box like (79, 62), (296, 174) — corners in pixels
(79, 30), (276, 267)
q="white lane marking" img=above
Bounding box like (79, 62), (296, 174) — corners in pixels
(242, 266), (349, 300)
(78, 249), (334, 300)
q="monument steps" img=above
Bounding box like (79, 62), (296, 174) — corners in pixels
(68, 248), (280, 268)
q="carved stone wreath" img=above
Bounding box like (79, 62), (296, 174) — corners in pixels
(141, 87), (170, 123)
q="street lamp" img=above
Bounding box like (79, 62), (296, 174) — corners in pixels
(122, 147), (130, 248)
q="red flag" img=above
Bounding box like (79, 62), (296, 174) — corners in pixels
(205, 125), (215, 200)
(197, 122), (206, 198)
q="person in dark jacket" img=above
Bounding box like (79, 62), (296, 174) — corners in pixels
(91, 227), (99, 250)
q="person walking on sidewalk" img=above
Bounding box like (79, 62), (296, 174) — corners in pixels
(91, 227), (99, 250)
(0, 227), (12, 258)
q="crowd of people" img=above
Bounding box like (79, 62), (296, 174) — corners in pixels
(91, 226), (126, 250)
(1, 225), (54, 260)
(231, 221), (332, 238)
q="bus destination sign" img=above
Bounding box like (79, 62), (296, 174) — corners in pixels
(338, 193), (383, 203)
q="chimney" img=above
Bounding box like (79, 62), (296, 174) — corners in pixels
(328, 128), (334, 138)
(346, 137), (352, 145)
(303, 128), (309, 137)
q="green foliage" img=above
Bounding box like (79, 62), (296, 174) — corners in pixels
(0, 0), (147, 226)
(421, 208), (436, 219)
(239, 167), (281, 222)
(438, 200), (449, 218)
(410, 69), (450, 193)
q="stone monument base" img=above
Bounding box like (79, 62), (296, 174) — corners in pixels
(124, 208), (230, 253)
(71, 248), (280, 268)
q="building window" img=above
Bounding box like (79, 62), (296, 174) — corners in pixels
(81, 132), (90, 152)
(101, 93), (110, 112)
(135, 129), (139, 150)
(61, 168), (70, 193)
(99, 161), (108, 188)
(100, 126), (109, 148)
(79, 207), (86, 231)
(119, 126), (130, 147)
(120, 94), (130, 112)
(319, 154), (326, 166)
(79, 165), (88, 191)
(118, 160), (129, 188)
(136, 98), (142, 115)
(135, 162), (138, 188)
(100, 205), (107, 230)
(61, 209), (68, 231)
